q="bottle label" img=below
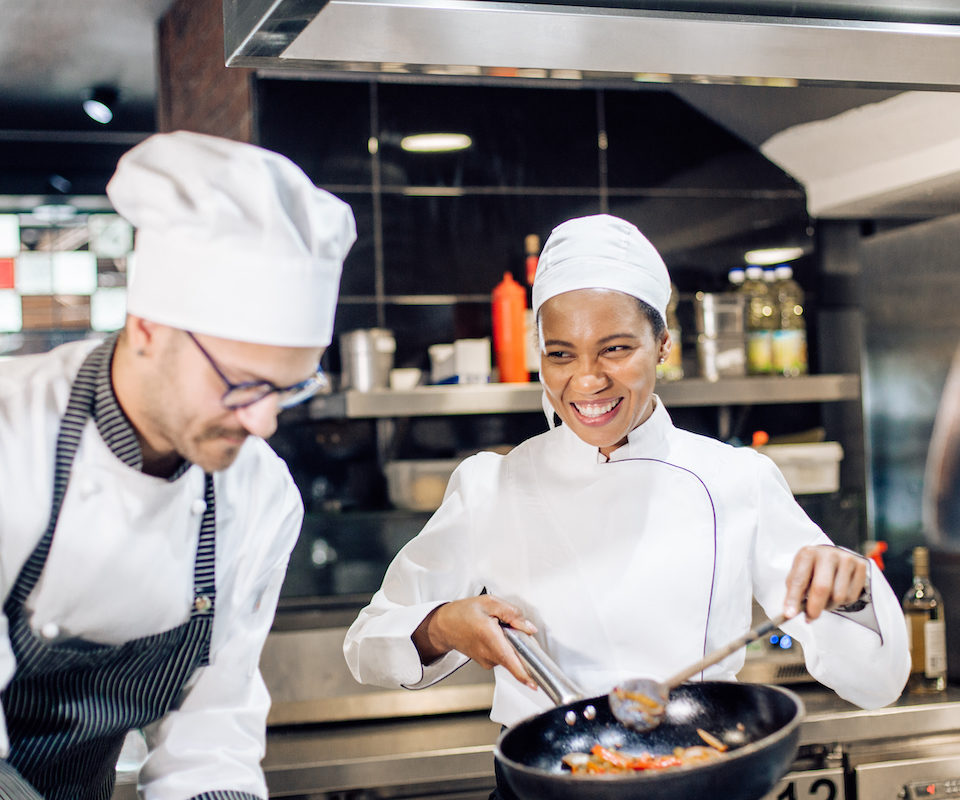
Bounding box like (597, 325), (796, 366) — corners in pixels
(771, 329), (808, 376)
(924, 619), (948, 678)
(746, 331), (773, 374)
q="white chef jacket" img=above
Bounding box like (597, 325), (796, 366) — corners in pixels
(344, 398), (910, 727)
(0, 339), (304, 798)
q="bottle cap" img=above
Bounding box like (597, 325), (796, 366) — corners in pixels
(775, 265), (794, 279)
(914, 546), (930, 575)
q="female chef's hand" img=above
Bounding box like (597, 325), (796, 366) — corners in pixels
(411, 595), (539, 689)
(784, 544), (868, 621)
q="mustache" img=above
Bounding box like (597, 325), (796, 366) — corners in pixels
(198, 426), (249, 443)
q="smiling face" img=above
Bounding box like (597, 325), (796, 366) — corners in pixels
(539, 288), (669, 457)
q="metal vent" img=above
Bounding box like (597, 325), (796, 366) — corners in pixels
(224, 0), (960, 90)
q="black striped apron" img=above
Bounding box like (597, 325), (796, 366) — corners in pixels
(1, 341), (217, 800)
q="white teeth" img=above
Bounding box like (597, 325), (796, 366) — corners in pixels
(573, 399), (620, 418)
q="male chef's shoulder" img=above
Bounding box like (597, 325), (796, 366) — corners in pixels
(0, 339), (98, 415)
(0, 339), (100, 485)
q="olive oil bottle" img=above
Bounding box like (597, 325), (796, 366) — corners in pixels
(902, 546), (947, 692)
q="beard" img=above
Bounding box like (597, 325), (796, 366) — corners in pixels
(186, 425), (250, 472)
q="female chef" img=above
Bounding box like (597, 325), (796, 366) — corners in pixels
(343, 214), (910, 797)
(0, 131), (355, 799)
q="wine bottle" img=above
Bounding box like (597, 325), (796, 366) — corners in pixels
(902, 546), (947, 692)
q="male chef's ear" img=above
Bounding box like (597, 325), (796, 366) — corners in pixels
(122, 315), (161, 357)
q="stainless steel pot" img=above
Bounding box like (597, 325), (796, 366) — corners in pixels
(339, 328), (396, 392)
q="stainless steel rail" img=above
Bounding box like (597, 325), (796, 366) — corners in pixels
(302, 374), (860, 419)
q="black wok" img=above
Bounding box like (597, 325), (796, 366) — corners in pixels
(496, 682), (802, 800)
(494, 627), (803, 800)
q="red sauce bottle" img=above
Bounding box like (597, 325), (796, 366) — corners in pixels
(492, 271), (529, 383)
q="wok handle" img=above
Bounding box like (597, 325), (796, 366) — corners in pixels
(500, 623), (586, 707)
(664, 612), (791, 688)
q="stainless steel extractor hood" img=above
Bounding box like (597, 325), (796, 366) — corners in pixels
(224, 0), (960, 89)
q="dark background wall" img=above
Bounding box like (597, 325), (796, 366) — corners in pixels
(861, 213), (960, 592)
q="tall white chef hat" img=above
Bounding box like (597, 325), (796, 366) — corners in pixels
(106, 130), (356, 347)
(532, 214), (670, 327)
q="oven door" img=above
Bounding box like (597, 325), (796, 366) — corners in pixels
(855, 754), (960, 800)
(762, 767), (845, 800)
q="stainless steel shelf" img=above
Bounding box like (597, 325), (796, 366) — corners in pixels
(302, 374), (860, 419)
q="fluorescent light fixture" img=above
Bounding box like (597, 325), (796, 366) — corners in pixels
(83, 86), (118, 125)
(400, 133), (472, 153)
(402, 186), (465, 197)
(744, 246), (805, 266)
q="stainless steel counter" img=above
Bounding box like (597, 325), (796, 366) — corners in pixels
(262, 685), (960, 798)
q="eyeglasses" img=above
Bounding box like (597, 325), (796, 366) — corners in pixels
(186, 331), (329, 410)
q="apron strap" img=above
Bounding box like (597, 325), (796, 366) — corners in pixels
(192, 473), (217, 626)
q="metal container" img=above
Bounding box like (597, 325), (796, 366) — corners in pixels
(695, 291), (745, 337)
(339, 328), (396, 392)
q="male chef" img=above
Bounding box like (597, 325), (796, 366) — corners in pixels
(0, 131), (356, 799)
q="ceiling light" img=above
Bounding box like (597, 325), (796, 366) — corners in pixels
(83, 86), (118, 125)
(32, 204), (78, 225)
(744, 246), (806, 266)
(400, 133), (472, 153)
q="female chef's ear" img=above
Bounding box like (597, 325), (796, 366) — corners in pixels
(658, 329), (672, 365)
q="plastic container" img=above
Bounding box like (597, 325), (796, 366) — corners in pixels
(755, 442), (844, 494)
(697, 333), (747, 381)
(492, 271), (528, 383)
(384, 459), (462, 511)
(427, 339), (492, 384)
(694, 291), (745, 337)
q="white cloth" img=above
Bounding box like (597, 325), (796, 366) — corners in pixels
(108, 130), (357, 347)
(531, 214), (671, 326)
(344, 399), (910, 727)
(0, 340), (304, 798)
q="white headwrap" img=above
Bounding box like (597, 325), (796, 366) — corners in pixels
(532, 214), (671, 428)
(107, 130), (356, 347)
(532, 214), (670, 326)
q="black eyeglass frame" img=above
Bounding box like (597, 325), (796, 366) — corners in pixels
(186, 331), (328, 410)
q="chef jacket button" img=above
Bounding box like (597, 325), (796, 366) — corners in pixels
(190, 499), (207, 515)
(81, 480), (100, 498)
(40, 622), (59, 640)
(194, 595), (212, 613)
